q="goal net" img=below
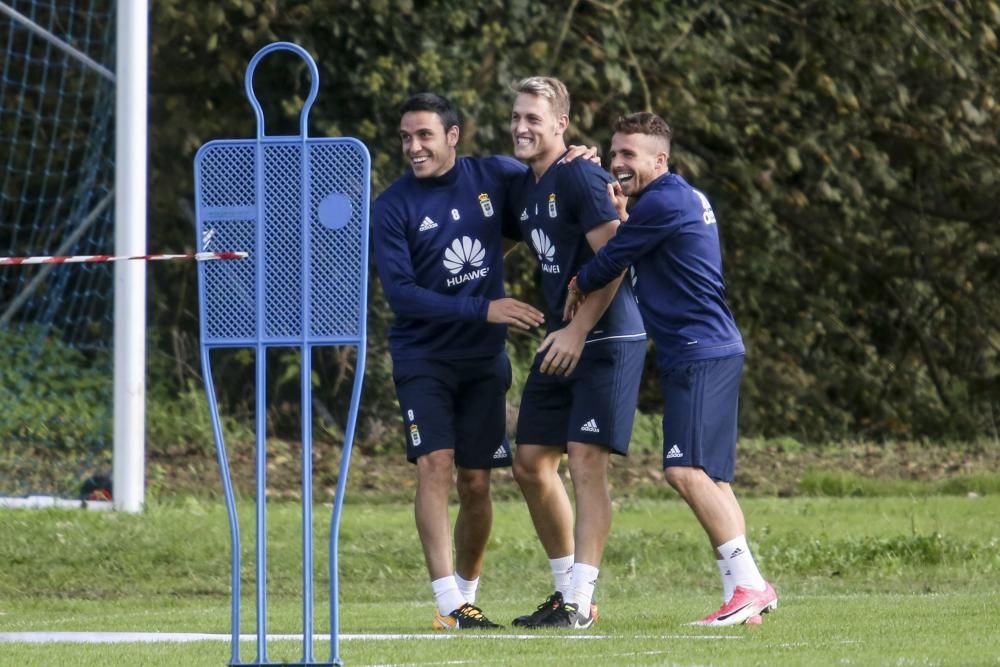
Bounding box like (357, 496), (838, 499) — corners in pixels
(0, 0), (116, 501)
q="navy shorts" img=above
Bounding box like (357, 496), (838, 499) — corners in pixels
(515, 340), (645, 455)
(660, 354), (743, 482)
(392, 352), (513, 469)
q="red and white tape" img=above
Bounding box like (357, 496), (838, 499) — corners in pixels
(0, 251), (248, 266)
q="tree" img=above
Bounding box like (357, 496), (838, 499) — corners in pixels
(145, 0), (1000, 445)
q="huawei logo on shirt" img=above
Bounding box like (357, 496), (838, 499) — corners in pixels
(530, 228), (559, 274)
(443, 236), (489, 287)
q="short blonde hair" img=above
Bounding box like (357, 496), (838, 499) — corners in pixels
(512, 76), (570, 117)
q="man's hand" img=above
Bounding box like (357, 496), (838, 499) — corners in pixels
(537, 325), (586, 376)
(562, 275), (586, 321)
(563, 144), (602, 166)
(487, 297), (545, 331)
(563, 288), (585, 322)
(606, 181), (628, 222)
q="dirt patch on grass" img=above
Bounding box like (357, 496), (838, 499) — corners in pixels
(148, 439), (1000, 502)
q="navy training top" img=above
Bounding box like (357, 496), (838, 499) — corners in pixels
(575, 172), (744, 369)
(504, 156), (645, 345)
(373, 156), (526, 361)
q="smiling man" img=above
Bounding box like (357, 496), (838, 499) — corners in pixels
(503, 77), (646, 629)
(566, 111), (778, 626)
(372, 93), (545, 630)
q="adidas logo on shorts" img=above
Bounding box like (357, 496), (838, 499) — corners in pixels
(580, 419), (600, 433)
(493, 445), (508, 460)
(665, 444), (683, 459)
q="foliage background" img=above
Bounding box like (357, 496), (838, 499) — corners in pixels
(143, 0), (999, 451)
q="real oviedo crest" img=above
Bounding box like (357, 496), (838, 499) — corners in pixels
(548, 193), (557, 218)
(478, 193), (494, 218)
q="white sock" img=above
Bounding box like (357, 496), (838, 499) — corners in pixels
(718, 535), (766, 591)
(454, 572), (479, 605)
(550, 555), (574, 594)
(431, 575), (467, 616)
(717, 559), (734, 602)
(567, 562), (599, 613)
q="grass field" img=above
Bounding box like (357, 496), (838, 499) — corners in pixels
(1, 491), (998, 666)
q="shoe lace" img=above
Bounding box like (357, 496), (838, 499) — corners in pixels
(459, 604), (486, 620)
(536, 593), (561, 612)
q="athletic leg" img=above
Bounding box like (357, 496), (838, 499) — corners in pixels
(715, 481), (747, 543)
(566, 441), (611, 568)
(714, 481), (766, 591)
(663, 466), (744, 548)
(527, 342), (645, 629)
(396, 357), (504, 629)
(665, 467), (775, 625)
(414, 448), (470, 620)
(564, 441), (610, 620)
(512, 444), (574, 559)
(661, 356), (776, 625)
(415, 448), (458, 581)
(453, 466), (493, 581)
(512, 354), (596, 627)
(451, 353), (511, 599)
(713, 482), (746, 602)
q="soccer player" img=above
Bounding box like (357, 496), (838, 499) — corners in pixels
(372, 93), (545, 630)
(565, 112), (778, 626)
(504, 77), (647, 629)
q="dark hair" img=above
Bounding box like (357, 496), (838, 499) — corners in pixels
(399, 93), (461, 132)
(613, 112), (672, 150)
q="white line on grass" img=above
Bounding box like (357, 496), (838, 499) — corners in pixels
(0, 496), (112, 511)
(368, 652), (713, 667)
(0, 631), (744, 644)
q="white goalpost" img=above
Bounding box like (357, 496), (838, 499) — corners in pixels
(0, 0), (148, 513)
(113, 0), (148, 514)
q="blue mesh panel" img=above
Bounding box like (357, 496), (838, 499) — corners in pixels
(195, 138), (369, 346)
(201, 219), (256, 340)
(308, 142), (367, 338)
(264, 143), (303, 339)
(198, 144), (255, 209)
